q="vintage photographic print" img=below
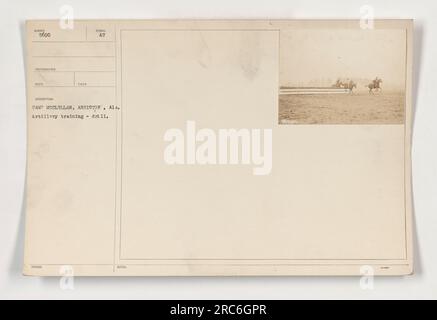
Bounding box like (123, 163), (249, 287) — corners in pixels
(279, 29), (407, 124)
(22, 20), (413, 277)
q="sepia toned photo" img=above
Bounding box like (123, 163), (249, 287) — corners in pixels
(22, 19), (413, 277)
(279, 29), (407, 124)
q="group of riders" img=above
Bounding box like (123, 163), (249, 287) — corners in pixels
(333, 77), (383, 94)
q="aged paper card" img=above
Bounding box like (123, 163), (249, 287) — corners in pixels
(24, 20), (413, 276)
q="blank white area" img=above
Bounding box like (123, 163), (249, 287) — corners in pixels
(0, 0), (435, 300)
(120, 30), (405, 261)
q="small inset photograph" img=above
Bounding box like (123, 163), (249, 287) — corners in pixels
(279, 29), (407, 124)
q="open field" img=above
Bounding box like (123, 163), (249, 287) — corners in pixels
(278, 91), (405, 124)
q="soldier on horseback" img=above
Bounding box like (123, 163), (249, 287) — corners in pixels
(367, 77), (383, 94)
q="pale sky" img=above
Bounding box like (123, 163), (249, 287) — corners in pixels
(280, 29), (406, 89)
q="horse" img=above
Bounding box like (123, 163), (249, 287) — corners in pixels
(342, 80), (357, 94)
(366, 78), (383, 94)
(333, 79), (343, 88)
(333, 79), (356, 93)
